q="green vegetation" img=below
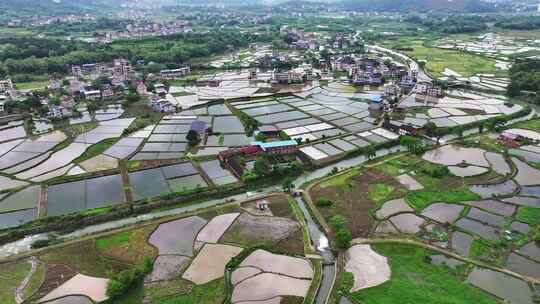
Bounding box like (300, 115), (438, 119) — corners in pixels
(329, 215), (352, 249)
(318, 168), (360, 189)
(74, 138), (118, 163)
(508, 59), (540, 102)
(316, 197), (333, 207)
(96, 225), (158, 264)
(348, 244), (497, 304)
(23, 263), (45, 300)
(0, 261), (31, 304)
(40, 240), (128, 277)
(96, 231), (131, 251)
(106, 257), (153, 300)
(516, 206), (540, 225)
(386, 39), (501, 77)
(406, 188), (480, 211)
(368, 183), (400, 204)
(508, 118), (540, 132)
(154, 278), (226, 304)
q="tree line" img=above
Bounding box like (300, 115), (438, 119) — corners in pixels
(507, 59), (540, 104)
(0, 30), (275, 78)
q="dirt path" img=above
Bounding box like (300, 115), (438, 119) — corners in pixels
(14, 256), (38, 303)
(352, 237), (540, 284)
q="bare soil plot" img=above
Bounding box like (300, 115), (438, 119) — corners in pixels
(145, 255), (190, 283)
(448, 165), (489, 177)
(470, 179), (518, 198)
(389, 213), (425, 234)
(79, 154), (118, 172)
(222, 213), (299, 245)
(396, 174), (424, 190)
(375, 198), (414, 219)
(183, 243), (243, 284)
(512, 157), (540, 186)
(149, 216), (208, 256)
(451, 231), (474, 257)
(239, 250), (313, 279)
(231, 267), (261, 285)
(421, 203), (464, 224)
(468, 267), (533, 304)
(485, 152), (511, 175)
(33, 263), (77, 301)
(345, 245), (391, 291)
(463, 200), (516, 217)
(232, 273), (311, 303)
(38, 274), (109, 303)
(42, 295), (93, 304)
(506, 253), (540, 279)
(196, 213), (240, 243)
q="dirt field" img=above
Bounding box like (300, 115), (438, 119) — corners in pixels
(38, 274), (109, 303)
(222, 213), (299, 246)
(196, 213), (240, 243)
(33, 263), (77, 300)
(182, 244), (243, 285)
(345, 245), (391, 291)
(310, 168), (407, 237)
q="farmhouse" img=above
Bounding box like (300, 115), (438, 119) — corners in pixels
(251, 140), (299, 155)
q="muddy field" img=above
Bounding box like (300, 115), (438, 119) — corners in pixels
(310, 168), (406, 237)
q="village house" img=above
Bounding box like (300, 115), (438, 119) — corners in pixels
(251, 140), (299, 155)
(82, 89), (102, 101)
(0, 79), (14, 92)
(136, 81), (149, 96)
(150, 99), (174, 113)
(160, 67), (191, 79)
(48, 105), (68, 119)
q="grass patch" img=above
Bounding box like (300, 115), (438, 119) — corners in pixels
(40, 240), (129, 277)
(154, 278), (225, 304)
(349, 244), (498, 304)
(388, 39), (503, 77)
(368, 183), (402, 205)
(406, 188), (480, 211)
(515, 206), (540, 225)
(508, 118), (540, 132)
(0, 261), (31, 304)
(74, 138), (119, 164)
(106, 281), (145, 304)
(319, 168), (360, 190)
(96, 225), (158, 265)
(96, 231), (131, 251)
(23, 262), (45, 300)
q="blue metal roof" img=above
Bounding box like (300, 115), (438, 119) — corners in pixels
(369, 94), (382, 103)
(251, 140), (298, 149)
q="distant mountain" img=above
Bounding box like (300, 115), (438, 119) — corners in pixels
(338, 0), (497, 12)
(0, 0), (120, 16)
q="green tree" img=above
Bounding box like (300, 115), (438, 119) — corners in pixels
(186, 129), (200, 146)
(335, 228), (352, 249)
(282, 176), (295, 193)
(253, 155), (271, 176)
(329, 215), (347, 231)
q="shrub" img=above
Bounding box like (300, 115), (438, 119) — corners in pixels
(316, 197), (333, 207)
(329, 215), (347, 231)
(421, 164), (450, 178)
(106, 257), (154, 299)
(31, 239), (50, 249)
(335, 228), (352, 249)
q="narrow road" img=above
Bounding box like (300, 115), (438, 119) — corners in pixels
(15, 256), (38, 303)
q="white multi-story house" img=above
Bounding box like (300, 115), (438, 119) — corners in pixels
(0, 79), (14, 92)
